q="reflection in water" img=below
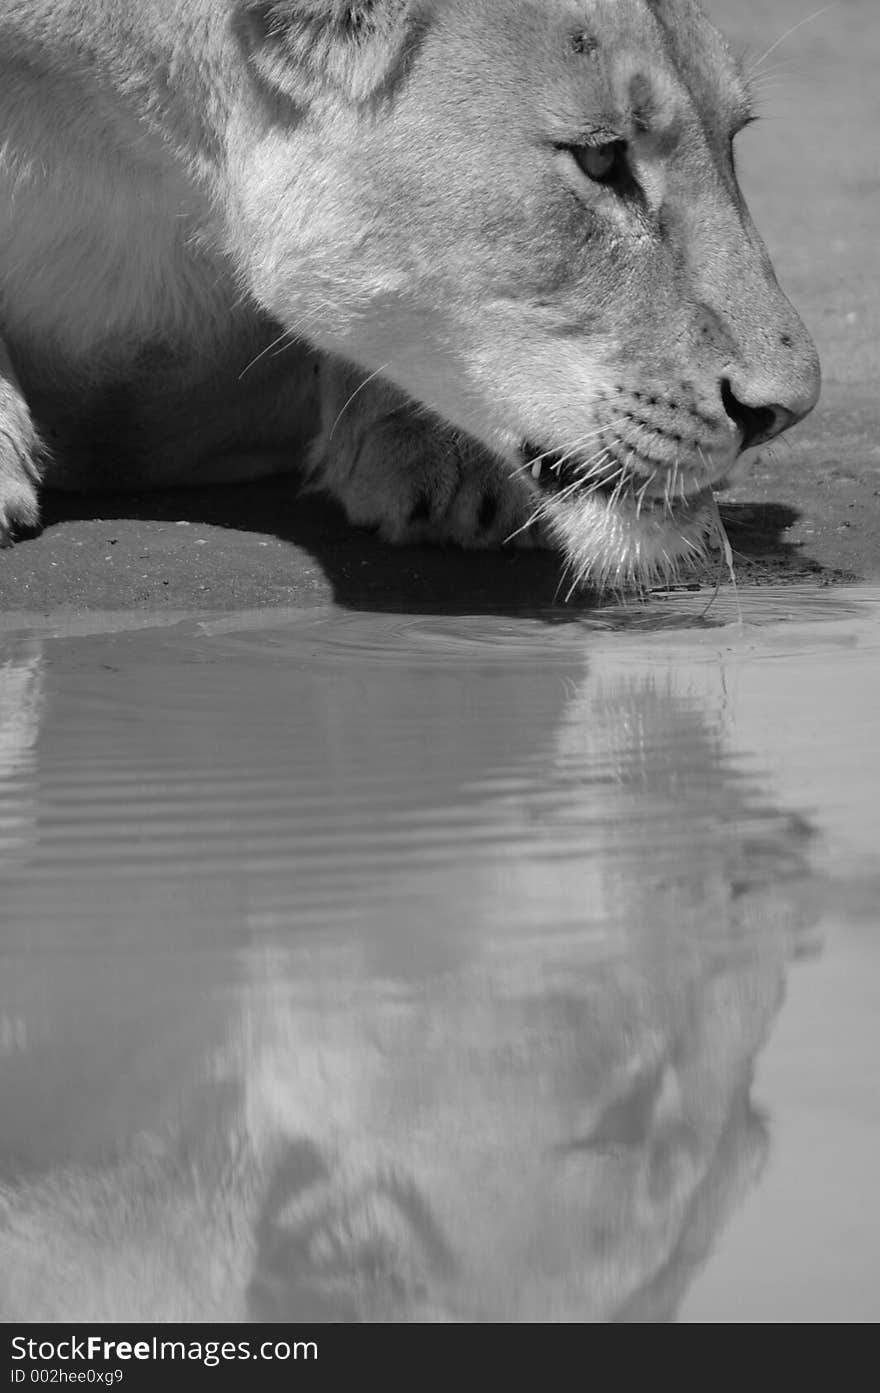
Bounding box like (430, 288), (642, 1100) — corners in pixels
(0, 644), (42, 876)
(0, 612), (822, 1321)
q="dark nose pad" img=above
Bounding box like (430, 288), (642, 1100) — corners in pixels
(721, 379), (794, 451)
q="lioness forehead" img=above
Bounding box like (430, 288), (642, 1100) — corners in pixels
(578, 0), (747, 122)
(638, 0), (751, 126)
(457, 0), (749, 143)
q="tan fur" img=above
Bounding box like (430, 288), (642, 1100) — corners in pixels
(0, 0), (820, 585)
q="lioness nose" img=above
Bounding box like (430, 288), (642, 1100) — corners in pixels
(718, 326), (821, 451)
(720, 380), (792, 450)
(720, 363), (819, 451)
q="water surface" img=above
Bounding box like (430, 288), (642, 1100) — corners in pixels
(1, 587), (878, 1322)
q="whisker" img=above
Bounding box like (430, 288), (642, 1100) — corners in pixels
(328, 362), (392, 441)
(553, 555), (575, 604)
(503, 448), (619, 545)
(635, 469), (657, 517)
(238, 327), (297, 380)
(746, 6), (835, 76)
(698, 446), (741, 624)
(750, 59), (797, 79)
(511, 416), (631, 481)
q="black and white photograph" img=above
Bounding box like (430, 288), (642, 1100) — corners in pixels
(0, 0), (877, 1343)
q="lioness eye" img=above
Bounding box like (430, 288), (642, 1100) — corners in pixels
(570, 140), (627, 185)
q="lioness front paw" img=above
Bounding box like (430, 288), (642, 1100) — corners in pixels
(0, 364), (42, 545)
(0, 432), (42, 547)
(311, 361), (546, 550)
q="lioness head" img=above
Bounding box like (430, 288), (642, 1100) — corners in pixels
(234, 0), (820, 586)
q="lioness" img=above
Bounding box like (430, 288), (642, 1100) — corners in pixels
(0, 0), (820, 589)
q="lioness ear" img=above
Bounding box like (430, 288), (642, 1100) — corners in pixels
(238, 0), (421, 105)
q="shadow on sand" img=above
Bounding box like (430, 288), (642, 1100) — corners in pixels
(38, 482), (832, 619)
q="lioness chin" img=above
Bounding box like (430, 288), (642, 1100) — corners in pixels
(0, 0), (820, 592)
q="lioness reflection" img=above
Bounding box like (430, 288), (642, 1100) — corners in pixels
(0, 628), (817, 1321)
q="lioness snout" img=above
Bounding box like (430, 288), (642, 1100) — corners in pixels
(719, 333), (821, 452)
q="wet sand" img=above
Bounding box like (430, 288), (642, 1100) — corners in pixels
(0, 0), (877, 615)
